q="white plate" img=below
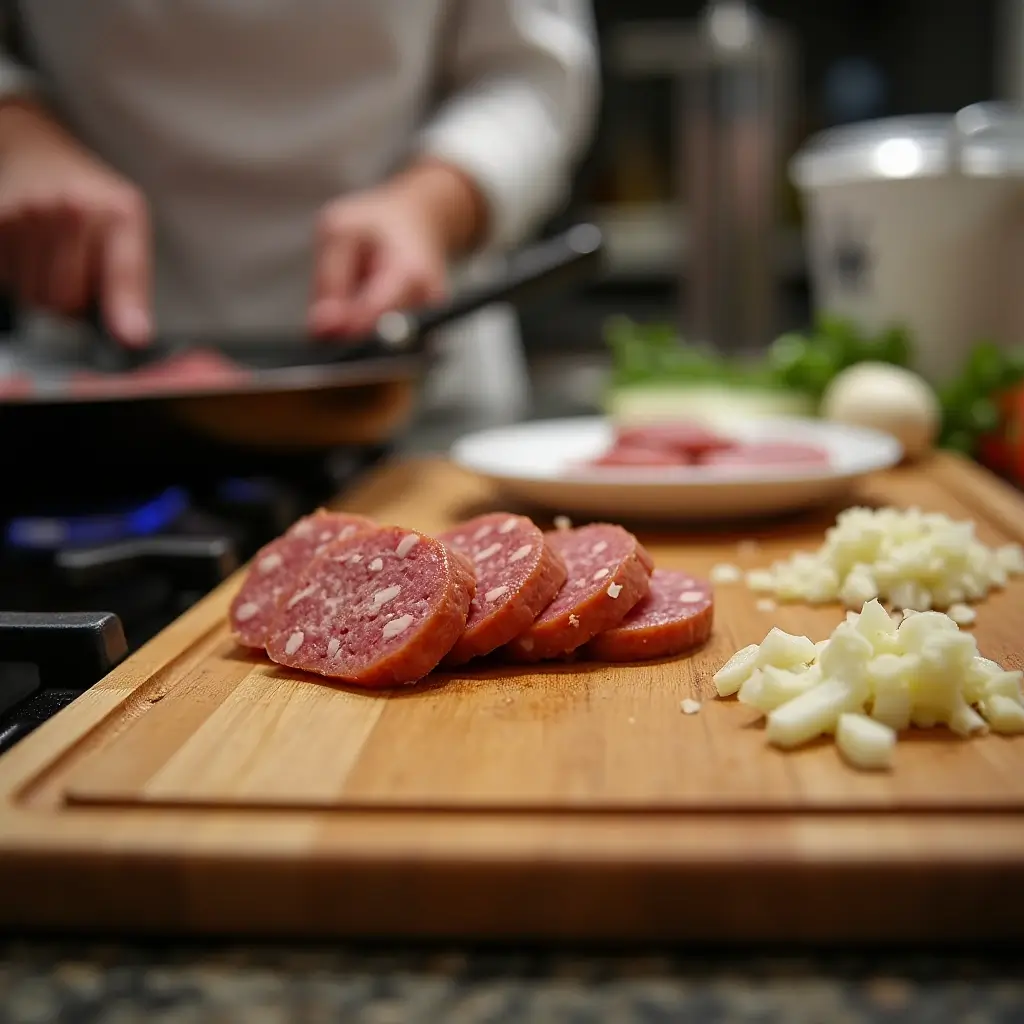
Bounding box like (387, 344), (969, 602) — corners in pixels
(450, 416), (903, 521)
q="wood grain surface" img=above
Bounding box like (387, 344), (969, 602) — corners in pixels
(2, 452), (1024, 942)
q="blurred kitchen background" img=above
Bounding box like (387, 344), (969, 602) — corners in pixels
(522, 0), (1024, 414)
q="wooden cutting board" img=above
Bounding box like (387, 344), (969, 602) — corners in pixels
(2, 452), (1024, 942)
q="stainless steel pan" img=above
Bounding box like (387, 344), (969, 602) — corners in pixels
(0, 226), (602, 484)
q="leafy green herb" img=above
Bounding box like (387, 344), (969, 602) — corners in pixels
(937, 342), (1024, 454)
(604, 314), (913, 400)
(604, 314), (1024, 462)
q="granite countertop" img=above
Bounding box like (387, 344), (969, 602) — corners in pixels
(2, 942), (1023, 1023)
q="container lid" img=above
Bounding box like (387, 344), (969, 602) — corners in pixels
(790, 103), (1024, 189)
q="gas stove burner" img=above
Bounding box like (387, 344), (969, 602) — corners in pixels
(4, 487), (189, 552)
(0, 446), (384, 754)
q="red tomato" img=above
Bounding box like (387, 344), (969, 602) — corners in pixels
(977, 386), (1024, 483)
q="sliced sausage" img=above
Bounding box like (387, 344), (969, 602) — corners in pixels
(504, 523), (654, 662)
(699, 442), (830, 467)
(0, 373), (33, 399)
(437, 513), (567, 666)
(587, 445), (692, 468)
(69, 350), (250, 398)
(615, 422), (736, 458)
(125, 349), (252, 391)
(581, 570), (713, 662)
(229, 509), (376, 648)
(265, 525), (476, 687)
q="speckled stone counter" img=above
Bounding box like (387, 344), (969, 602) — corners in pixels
(1, 943), (1022, 1023)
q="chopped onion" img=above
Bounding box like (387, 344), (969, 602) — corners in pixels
(712, 598), (1024, 771)
(742, 506), (1024, 611)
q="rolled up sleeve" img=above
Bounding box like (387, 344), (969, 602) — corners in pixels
(416, 0), (599, 251)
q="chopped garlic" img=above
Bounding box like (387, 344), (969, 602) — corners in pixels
(711, 598), (1024, 771)
(947, 702), (988, 737)
(947, 602), (976, 626)
(980, 695), (1024, 734)
(712, 643), (759, 696)
(746, 569), (776, 592)
(680, 698), (702, 715)
(749, 665), (818, 712)
(766, 678), (865, 749)
(737, 669), (765, 708)
(710, 562), (743, 584)
(836, 713), (896, 770)
(984, 671), (1024, 702)
(755, 627), (816, 669)
(742, 507), (1024, 610)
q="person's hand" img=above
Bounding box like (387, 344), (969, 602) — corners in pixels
(309, 158), (487, 340)
(0, 100), (151, 346)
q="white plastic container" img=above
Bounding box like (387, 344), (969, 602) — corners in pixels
(790, 103), (1024, 385)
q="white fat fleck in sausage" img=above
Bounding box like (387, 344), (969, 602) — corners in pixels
(373, 585), (402, 607)
(327, 637), (341, 658)
(368, 557), (384, 572)
(382, 614), (414, 639)
(590, 541), (608, 555)
(350, 553), (363, 563)
(473, 523), (494, 541)
(498, 517), (518, 534)
(396, 534), (420, 558)
(291, 521), (315, 538)
(508, 544), (532, 563)
(593, 568), (610, 581)
(339, 525), (358, 540)
(607, 582), (623, 599)
(286, 585), (317, 610)
(235, 602), (259, 622)
(474, 542), (502, 562)
(484, 585), (508, 603)
(258, 552), (283, 574)
(680, 590), (706, 603)
(284, 631), (304, 656)
(320, 530), (333, 542)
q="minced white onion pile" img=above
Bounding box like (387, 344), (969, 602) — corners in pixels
(713, 600), (1024, 770)
(741, 506), (1024, 612)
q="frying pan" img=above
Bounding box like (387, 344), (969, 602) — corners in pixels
(0, 225), (603, 495)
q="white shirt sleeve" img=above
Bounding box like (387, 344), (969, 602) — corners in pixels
(415, 0), (599, 252)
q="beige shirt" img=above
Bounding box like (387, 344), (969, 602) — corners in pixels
(1, 1), (598, 338)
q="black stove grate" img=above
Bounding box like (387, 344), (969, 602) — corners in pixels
(0, 612), (127, 755)
(0, 443), (391, 755)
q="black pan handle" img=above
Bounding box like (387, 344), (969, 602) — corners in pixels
(368, 222), (605, 354)
(80, 224), (604, 371)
